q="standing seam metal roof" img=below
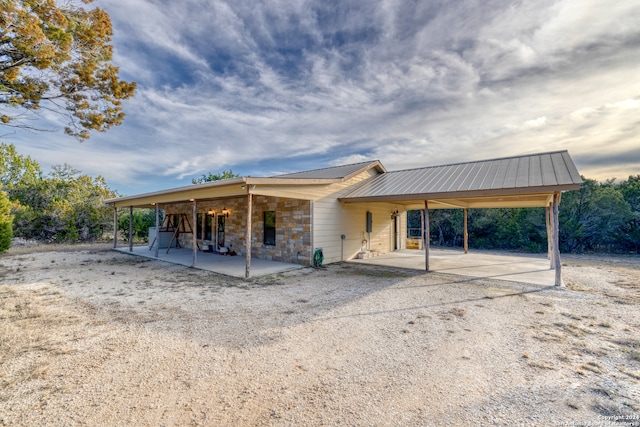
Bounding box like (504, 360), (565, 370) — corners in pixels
(341, 151), (582, 200)
(273, 160), (384, 179)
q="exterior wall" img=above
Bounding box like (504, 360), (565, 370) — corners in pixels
(154, 167), (407, 267)
(251, 196), (312, 265)
(314, 201), (406, 264)
(160, 195), (312, 265)
(309, 169), (408, 264)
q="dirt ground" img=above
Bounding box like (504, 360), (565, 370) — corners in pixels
(1, 244), (639, 426)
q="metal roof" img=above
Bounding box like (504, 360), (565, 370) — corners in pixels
(105, 151), (581, 209)
(340, 151), (582, 202)
(273, 160), (385, 179)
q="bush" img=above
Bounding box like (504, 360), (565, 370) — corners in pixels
(0, 190), (13, 252)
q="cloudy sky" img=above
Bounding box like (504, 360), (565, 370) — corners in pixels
(7, 0), (640, 195)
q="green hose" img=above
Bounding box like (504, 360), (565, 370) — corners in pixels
(313, 248), (324, 267)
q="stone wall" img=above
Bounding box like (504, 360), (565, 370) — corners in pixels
(159, 195), (312, 265)
(251, 196), (312, 265)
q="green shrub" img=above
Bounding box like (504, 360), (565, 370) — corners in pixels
(0, 190), (13, 252)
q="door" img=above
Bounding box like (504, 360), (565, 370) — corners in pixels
(217, 215), (225, 247)
(394, 215), (400, 250)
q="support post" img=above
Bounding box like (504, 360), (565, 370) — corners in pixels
(424, 201), (430, 271)
(113, 207), (118, 249)
(155, 204), (160, 258)
(552, 193), (563, 286)
(128, 206), (133, 252)
(463, 208), (469, 254)
(546, 205), (552, 261)
(192, 200), (197, 267)
(245, 193), (253, 279)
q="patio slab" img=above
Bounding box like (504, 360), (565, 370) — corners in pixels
(115, 246), (304, 278)
(116, 246), (557, 285)
(350, 249), (556, 286)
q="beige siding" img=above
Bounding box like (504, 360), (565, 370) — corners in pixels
(311, 169), (406, 264)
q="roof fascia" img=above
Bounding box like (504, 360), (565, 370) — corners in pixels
(105, 177), (248, 206)
(339, 183), (581, 203)
(104, 176), (343, 207)
(340, 160), (387, 181)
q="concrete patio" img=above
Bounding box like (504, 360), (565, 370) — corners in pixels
(115, 246), (304, 278)
(350, 248), (556, 286)
(116, 245), (557, 285)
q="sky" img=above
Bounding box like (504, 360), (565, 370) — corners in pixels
(5, 0), (640, 195)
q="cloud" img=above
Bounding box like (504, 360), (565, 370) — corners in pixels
(5, 0), (640, 194)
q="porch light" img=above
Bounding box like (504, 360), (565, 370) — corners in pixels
(207, 209), (215, 215)
(222, 207), (230, 217)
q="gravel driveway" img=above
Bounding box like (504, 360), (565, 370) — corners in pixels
(1, 245), (639, 426)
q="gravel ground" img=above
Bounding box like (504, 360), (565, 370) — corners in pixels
(1, 244), (639, 426)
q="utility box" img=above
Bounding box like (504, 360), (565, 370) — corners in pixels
(366, 211), (372, 233)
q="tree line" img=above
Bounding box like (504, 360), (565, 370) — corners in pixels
(407, 175), (640, 254)
(0, 144), (116, 249)
(1, 143), (638, 254)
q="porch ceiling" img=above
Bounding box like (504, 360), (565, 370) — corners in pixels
(349, 191), (559, 210)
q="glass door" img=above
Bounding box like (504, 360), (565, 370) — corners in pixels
(217, 215), (225, 247)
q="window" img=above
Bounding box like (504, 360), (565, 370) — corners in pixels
(197, 213), (213, 240)
(264, 211), (276, 245)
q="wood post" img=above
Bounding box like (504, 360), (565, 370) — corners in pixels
(192, 200), (197, 267)
(113, 207), (118, 249)
(546, 205), (552, 261)
(463, 208), (468, 254)
(155, 204), (160, 258)
(552, 193), (563, 286)
(424, 200), (430, 271)
(128, 206), (133, 252)
(245, 193), (253, 279)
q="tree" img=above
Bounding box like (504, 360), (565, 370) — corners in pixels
(559, 178), (632, 253)
(0, 189), (12, 251)
(618, 175), (640, 253)
(2, 144), (117, 242)
(0, 0), (136, 140)
(192, 169), (239, 184)
(0, 143), (42, 192)
(117, 208), (156, 242)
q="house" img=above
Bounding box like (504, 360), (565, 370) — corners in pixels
(105, 150), (582, 284)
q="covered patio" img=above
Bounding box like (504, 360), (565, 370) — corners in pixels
(340, 150), (583, 286)
(350, 248), (555, 286)
(116, 246), (304, 278)
(118, 244), (554, 285)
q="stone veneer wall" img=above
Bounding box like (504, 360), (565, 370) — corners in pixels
(251, 196), (312, 265)
(160, 195), (312, 265)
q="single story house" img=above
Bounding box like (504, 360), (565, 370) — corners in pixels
(105, 150), (582, 284)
